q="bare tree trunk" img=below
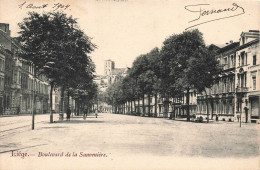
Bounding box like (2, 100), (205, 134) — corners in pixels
(125, 102), (127, 114)
(211, 100), (214, 119)
(138, 98), (140, 115)
(67, 90), (70, 107)
(142, 93), (145, 116)
(164, 94), (169, 118)
(130, 100), (133, 115)
(96, 99), (99, 113)
(32, 73), (36, 130)
(74, 99), (78, 115)
(154, 93), (157, 117)
(186, 88), (190, 121)
(204, 90), (209, 123)
(148, 93), (151, 117)
(50, 81), (54, 123)
(124, 103), (125, 114)
(77, 99), (80, 116)
(59, 86), (65, 120)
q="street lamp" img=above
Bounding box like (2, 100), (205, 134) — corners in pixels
(235, 86), (241, 127)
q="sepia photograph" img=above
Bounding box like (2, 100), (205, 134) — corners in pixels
(0, 0), (259, 169)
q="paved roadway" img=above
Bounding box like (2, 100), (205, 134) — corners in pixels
(0, 113), (259, 170)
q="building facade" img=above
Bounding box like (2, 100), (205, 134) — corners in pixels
(118, 30), (259, 123)
(0, 46), (6, 114)
(104, 59), (115, 76)
(94, 59), (128, 92)
(0, 23), (50, 115)
(104, 59), (128, 85)
(196, 30), (259, 123)
(235, 30), (259, 123)
(197, 42), (239, 121)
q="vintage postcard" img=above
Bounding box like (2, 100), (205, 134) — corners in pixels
(0, 0), (259, 169)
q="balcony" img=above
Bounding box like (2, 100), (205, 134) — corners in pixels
(236, 87), (248, 93)
(11, 83), (21, 89)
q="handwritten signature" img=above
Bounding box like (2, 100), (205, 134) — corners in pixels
(18, 1), (70, 11)
(184, 3), (245, 30)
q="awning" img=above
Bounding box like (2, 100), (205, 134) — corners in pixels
(248, 91), (260, 97)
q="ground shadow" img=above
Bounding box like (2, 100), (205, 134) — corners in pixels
(69, 116), (104, 119)
(0, 144), (47, 154)
(41, 126), (68, 129)
(53, 119), (105, 124)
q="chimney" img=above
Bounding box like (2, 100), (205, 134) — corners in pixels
(0, 23), (11, 36)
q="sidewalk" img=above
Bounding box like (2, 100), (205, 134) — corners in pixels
(0, 113), (59, 117)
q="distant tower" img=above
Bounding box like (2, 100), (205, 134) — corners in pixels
(104, 60), (115, 75)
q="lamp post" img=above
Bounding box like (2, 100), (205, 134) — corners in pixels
(236, 86), (241, 127)
(240, 106), (242, 127)
(32, 64), (36, 130)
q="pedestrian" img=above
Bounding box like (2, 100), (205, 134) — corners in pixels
(83, 108), (88, 120)
(66, 107), (71, 121)
(95, 109), (98, 118)
(244, 107), (248, 123)
(17, 105), (20, 114)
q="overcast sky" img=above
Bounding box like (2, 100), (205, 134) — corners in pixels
(0, 0), (259, 75)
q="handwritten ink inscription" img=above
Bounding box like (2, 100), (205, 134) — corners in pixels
(185, 3), (245, 30)
(18, 1), (70, 11)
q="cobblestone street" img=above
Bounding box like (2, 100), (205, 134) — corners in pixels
(0, 113), (259, 169)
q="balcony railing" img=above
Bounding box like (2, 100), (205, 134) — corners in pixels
(236, 87), (248, 93)
(11, 84), (21, 89)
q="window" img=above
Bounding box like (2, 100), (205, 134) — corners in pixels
(239, 73), (247, 88)
(0, 77), (2, 90)
(242, 37), (245, 45)
(252, 77), (256, 90)
(241, 52), (244, 66)
(0, 59), (2, 71)
(245, 53), (247, 65)
(230, 55), (234, 67)
(245, 73), (247, 87)
(253, 55), (257, 65)
(6, 96), (10, 109)
(238, 55), (241, 66)
(241, 74), (244, 87)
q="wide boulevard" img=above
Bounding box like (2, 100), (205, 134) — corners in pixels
(0, 113), (259, 169)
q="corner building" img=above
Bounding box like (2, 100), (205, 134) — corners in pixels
(197, 30), (259, 123)
(235, 30), (259, 123)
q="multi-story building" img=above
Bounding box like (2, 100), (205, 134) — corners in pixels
(0, 46), (6, 114)
(196, 30), (259, 123)
(0, 23), (51, 115)
(94, 59), (128, 93)
(0, 23), (15, 114)
(235, 30), (259, 123)
(112, 30), (259, 123)
(104, 59), (115, 76)
(104, 59), (128, 85)
(197, 42), (239, 121)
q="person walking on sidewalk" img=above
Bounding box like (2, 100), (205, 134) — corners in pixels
(83, 108), (88, 120)
(95, 109), (98, 118)
(66, 108), (71, 121)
